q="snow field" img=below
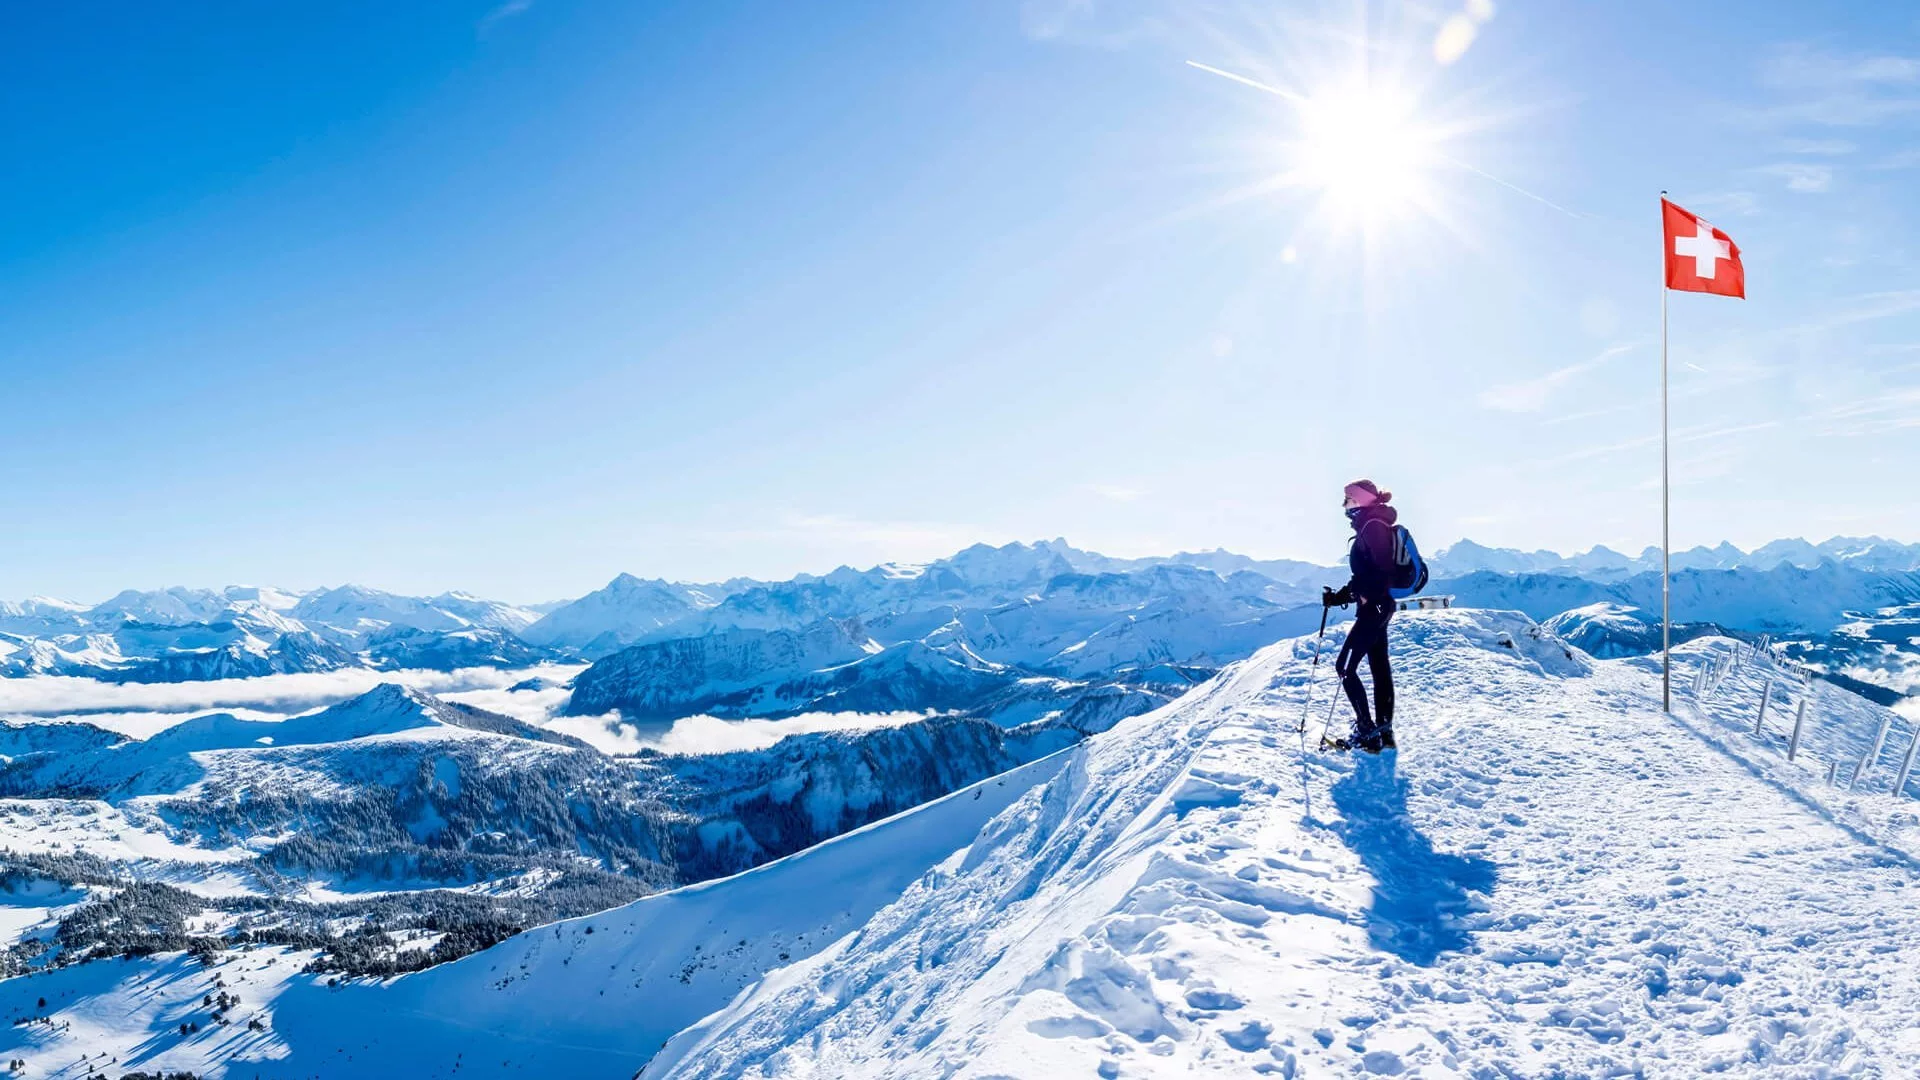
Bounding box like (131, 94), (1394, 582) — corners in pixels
(0, 947), (307, 1075)
(0, 746), (1075, 1075)
(645, 609), (1920, 1078)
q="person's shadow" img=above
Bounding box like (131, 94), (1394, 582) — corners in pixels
(1330, 752), (1496, 965)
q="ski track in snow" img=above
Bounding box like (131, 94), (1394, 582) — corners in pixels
(647, 611), (1920, 1079)
(3, 609), (1919, 1077)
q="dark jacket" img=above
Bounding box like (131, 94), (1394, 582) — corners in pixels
(1346, 504), (1399, 605)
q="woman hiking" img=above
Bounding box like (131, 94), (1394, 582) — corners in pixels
(1322, 479), (1399, 753)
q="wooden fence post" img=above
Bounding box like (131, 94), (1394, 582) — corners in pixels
(1788, 695), (1808, 762)
(1854, 717), (1892, 791)
(1896, 730), (1920, 799)
(1753, 680), (1772, 736)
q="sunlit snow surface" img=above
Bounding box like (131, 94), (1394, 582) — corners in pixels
(2, 609), (1918, 1076)
(646, 611), (1920, 1078)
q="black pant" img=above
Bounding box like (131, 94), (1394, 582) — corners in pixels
(1335, 601), (1394, 743)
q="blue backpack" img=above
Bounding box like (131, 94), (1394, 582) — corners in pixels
(1389, 525), (1429, 599)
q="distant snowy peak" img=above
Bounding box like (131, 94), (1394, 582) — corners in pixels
(292, 585), (541, 637)
(931, 541), (1077, 590)
(520, 573), (723, 654)
(1445, 561), (1920, 633)
(1428, 538), (1569, 576)
(0, 596), (86, 617)
(1433, 535), (1920, 579)
(87, 586), (239, 626)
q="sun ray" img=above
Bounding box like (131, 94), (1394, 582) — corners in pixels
(1173, 0), (1586, 293)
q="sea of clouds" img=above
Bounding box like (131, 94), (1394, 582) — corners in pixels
(0, 667), (930, 755)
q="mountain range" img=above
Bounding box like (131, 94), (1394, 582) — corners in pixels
(7, 535), (1919, 681)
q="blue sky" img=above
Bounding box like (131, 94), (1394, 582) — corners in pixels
(3, 1), (1917, 602)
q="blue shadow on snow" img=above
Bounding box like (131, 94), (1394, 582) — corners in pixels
(1330, 753), (1496, 966)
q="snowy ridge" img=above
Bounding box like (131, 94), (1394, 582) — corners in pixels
(644, 609), (1920, 1078)
(0, 746), (1075, 1074)
(262, 750), (1075, 1071)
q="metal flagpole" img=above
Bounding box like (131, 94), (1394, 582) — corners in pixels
(1660, 191), (1672, 713)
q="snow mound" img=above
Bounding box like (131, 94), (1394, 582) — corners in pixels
(644, 607), (1920, 1079)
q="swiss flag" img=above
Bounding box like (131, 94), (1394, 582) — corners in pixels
(1662, 198), (1744, 298)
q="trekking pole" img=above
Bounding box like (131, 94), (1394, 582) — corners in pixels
(1313, 601), (1349, 750)
(1295, 600), (1333, 733)
(1315, 673), (1345, 750)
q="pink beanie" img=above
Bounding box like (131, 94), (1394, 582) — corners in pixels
(1344, 479), (1391, 507)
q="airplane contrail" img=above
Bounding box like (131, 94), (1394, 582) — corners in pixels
(1437, 155), (1587, 220)
(1183, 60), (1306, 104)
(1184, 59), (1586, 220)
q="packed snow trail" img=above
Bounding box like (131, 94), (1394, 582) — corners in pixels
(647, 610), (1920, 1078)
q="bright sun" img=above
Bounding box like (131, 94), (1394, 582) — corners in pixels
(1292, 83), (1436, 224)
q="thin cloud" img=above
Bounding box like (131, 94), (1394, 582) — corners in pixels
(1478, 343), (1641, 413)
(622, 711), (930, 756)
(1734, 46), (1920, 130)
(1759, 162), (1833, 193)
(1870, 147), (1920, 171)
(1683, 191), (1761, 218)
(1808, 386), (1920, 438)
(1019, 0), (1161, 48)
(1762, 45), (1920, 88)
(1523, 419), (1779, 472)
(1083, 483), (1146, 503)
(1789, 290), (1920, 334)
(1777, 138), (1857, 155)
(1678, 420), (1784, 444)
(1021, 0), (1094, 40)
(480, 0), (534, 30)
(775, 514), (990, 550)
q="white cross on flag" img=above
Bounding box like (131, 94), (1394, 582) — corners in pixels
(1662, 198), (1744, 298)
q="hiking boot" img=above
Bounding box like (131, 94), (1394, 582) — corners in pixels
(1378, 728), (1397, 750)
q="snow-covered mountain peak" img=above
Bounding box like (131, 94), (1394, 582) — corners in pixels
(286, 584), (542, 637)
(520, 573), (721, 653)
(935, 540), (1077, 588)
(87, 586), (238, 626)
(7, 596), (86, 615)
